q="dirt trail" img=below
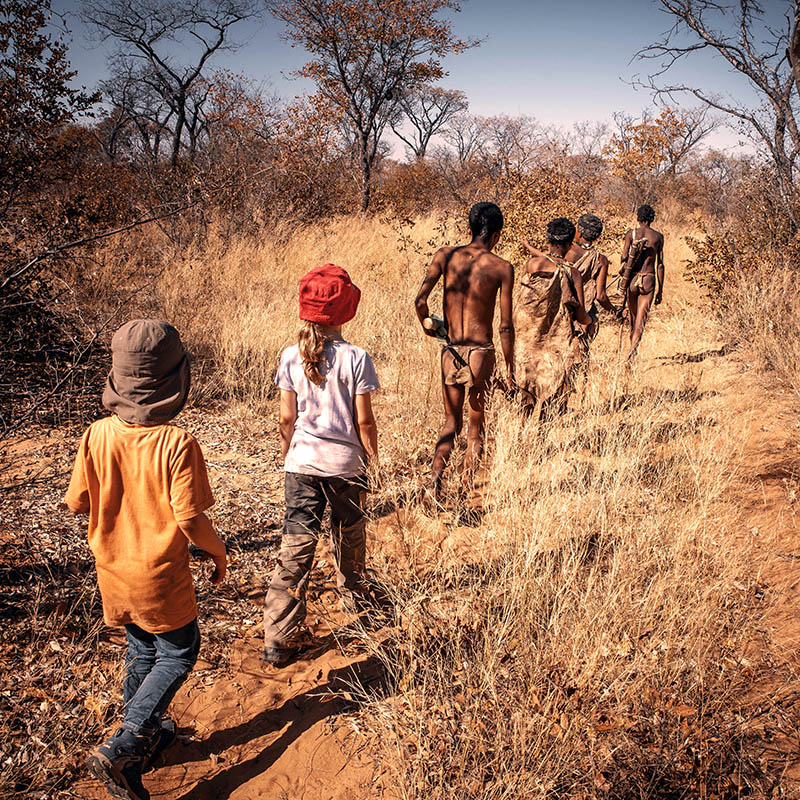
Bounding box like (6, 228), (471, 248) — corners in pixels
(68, 269), (800, 799)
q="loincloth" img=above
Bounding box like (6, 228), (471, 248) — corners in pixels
(442, 344), (496, 389)
(630, 272), (656, 294)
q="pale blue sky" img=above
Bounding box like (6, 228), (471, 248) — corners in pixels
(51, 0), (788, 154)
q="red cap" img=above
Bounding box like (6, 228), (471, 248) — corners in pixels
(298, 264), (361, 326)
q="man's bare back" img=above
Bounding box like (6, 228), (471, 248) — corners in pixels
(622, 225), (664, 287)
(414, 202), (514, 498)
(435, 243), (512, 346)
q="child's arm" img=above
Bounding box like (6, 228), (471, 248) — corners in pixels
(279, 389), (298, 459)
(178, 512), (227, 584)
(354, 392), (378, 464)
(64, 429), (91, 514)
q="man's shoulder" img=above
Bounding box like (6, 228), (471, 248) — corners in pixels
(478, 250), (512, 272)
(525, 255), (552, 272)
(434, 244), (458, 261)
(565, 244), (584, 263)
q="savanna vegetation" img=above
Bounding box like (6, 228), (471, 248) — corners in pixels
(2, 0), (800, 798)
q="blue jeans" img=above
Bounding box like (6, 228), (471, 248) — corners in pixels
(122, 618), (200, 733)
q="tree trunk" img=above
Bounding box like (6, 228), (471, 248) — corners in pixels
(789, 11), (800, 101)
(772, 113), (798, 232)
(360, 133), (371, 212)
(171, 92), (187, 168)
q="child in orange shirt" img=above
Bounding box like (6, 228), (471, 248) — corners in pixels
(65, 319), (227, 800)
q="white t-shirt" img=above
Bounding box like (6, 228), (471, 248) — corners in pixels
(275, 340), (380, 477)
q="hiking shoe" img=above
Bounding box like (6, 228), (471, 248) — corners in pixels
(263, 644), (300, 666)
(87, 727), (152, 800)
(141, 718), (177, 774)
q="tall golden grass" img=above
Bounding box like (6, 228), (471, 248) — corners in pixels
(720, 265), (800, 400)
(72, 215), (788, 797)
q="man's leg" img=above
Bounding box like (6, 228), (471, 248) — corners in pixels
(264, 473), (325, 651)
(626, 287), (637, 338)
(464, 349), (496, 475)
(121, 618), (201, 733)
(628, 289), (654, 359)
(431, 375), (465, 492)
(325, 476), (367, 610)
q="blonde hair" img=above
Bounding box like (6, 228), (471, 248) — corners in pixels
(298, 321), (329, 386)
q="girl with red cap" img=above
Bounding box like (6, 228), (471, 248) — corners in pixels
(264, 264), (380, 665)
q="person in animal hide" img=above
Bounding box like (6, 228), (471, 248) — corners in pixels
(514, 218), (594, 420)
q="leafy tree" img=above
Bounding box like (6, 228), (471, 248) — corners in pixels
(0, 0), (98, 219)
(603, 107), (716, 206)
(270, 0), (475, 211)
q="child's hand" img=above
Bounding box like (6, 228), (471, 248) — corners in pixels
(200, 551), (227, 584)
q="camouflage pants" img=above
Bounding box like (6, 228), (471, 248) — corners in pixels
(264, 472), (367, 649)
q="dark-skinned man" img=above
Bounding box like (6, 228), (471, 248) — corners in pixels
(567, 213), (620, 321)
(414, 202), (515, 504)
(514, 217), (593, 420)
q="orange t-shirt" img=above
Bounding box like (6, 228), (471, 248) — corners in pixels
(65, 415), (215, 633)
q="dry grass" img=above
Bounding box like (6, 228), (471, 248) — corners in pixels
(719, 264), (800, 400)
(357, 357), (777, 798)
(140, 216), (788, 796)
(3, 215), (795, 798)
(144, 214), (461, 485)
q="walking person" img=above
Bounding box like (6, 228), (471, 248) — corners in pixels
(514, 218), (594, 419)
(264, 264), (379, 666)
(619, 204), (665, 359)
(567, 213), (621, 321)
(65, 319), (227, 800)
(414, 201), (514, 504)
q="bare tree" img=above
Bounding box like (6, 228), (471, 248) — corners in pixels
(440, 112), (486, 165)
(636, 0), (800, 219)
(270, 0), (475, 211)
(100, 60), (174, 161)
(570, 120), (610, 159)
(391, 86), (468, 159)
(481, 114), (545, 180)
(83, 0), (261, 166)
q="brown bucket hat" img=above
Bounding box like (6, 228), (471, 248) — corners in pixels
(102, 319), (190, 425)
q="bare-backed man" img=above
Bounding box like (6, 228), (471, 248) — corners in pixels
(620, 204), (665, 359)
(414, 202), (514, 498)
